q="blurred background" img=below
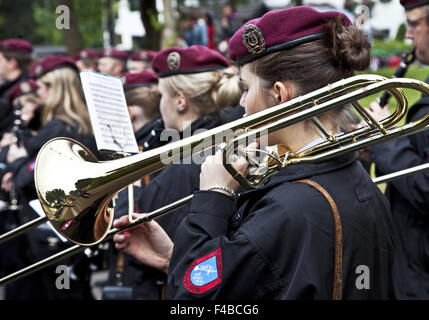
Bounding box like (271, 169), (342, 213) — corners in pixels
(0, 0), (426, 112)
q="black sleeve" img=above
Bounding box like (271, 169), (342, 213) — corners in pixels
(23, 120), (68, 156)
(165, 191), (286, 300)
(369, 133), (429, 215)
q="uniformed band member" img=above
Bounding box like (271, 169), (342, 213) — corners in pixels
(110, 45), (241, 299)
(0, 39), (33, 139)
(128, 50), (157, 74)
(367, 0), (429, 299)
(72, 49), (100, 72)
(97, 48), (128, 77)
(105, 70), (163, 299)
(113, 7), (396, 299)
(1, 55), (97, 299)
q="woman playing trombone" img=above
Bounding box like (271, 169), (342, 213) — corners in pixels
(113, 6), (396, 299)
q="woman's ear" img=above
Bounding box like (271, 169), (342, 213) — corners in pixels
(273, 81), (294, 103)
(176, 91), (188, 114)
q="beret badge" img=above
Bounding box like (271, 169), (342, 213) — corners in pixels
(167, 51), (181, 71)
(35, 65), (43, 77)
(20, 82), (31, 93)
(140, 51), (148, 60)
(242, 24), (265, 55)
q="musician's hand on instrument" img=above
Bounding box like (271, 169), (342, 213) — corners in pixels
(113, 216), (173, 274)
(200, 142), (259, 195)
(369, 101), (390, 122)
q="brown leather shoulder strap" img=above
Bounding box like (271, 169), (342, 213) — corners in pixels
(295, 178), (343, 300)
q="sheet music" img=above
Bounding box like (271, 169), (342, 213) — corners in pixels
(80, 70), (139, 153)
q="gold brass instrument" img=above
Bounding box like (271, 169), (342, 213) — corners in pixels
(1, 74), (429, 286)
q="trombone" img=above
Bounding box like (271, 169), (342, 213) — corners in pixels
(1, 74), (429, 286)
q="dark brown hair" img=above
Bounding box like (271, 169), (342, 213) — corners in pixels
(247, 16), (371, 96)
(2, 51), (32, 71)
(246, 17), (371, 129)
(125, 85), (161, 121)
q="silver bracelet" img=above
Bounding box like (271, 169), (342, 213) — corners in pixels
(206, 185), (237, 198)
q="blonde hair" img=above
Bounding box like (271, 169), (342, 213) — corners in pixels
(162, 67), (241, 115)
(17, 92), (41, 107)
(125, 85), (161, 120)
(39, 68), (92, 134)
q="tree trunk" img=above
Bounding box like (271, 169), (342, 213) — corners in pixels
(140, 0), (160, 50)
(160, 0), (177, 49)
(60, 0), (83, 55)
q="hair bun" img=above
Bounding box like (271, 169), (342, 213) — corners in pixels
(323, 16), (371, 72)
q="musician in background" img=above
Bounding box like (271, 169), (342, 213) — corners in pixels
(112, 45), (242, 299)
(72, 49), (100, 72)
(367, 0), (429, 299)
(128, 50), (157, 74)
(3, 55), (97, 300)
(105, 70), (164, 299)
(0, 39), (33, 139)
(113, 7), (397, 299)
(0, 79), (42, 300)
(97, 48), (128, 77)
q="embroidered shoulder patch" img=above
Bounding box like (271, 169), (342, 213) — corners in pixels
(183, 248), (222, 294)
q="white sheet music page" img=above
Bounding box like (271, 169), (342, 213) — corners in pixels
(80, 70), (139, 153)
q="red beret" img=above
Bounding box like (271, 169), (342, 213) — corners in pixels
(228, 6), (351, 66)
(72, 49), (100, 61)
(7, 79), (38, 105)
(122, 71), (158, 91)
(0, 38), (33, 56)
(152, 45), (229, 78)
(29, 55), (78, 79)
(100, 48), (128, 61)
(400, 0), (429, 10)
(130, 50), (157, 62)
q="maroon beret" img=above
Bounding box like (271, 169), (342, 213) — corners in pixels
(130, 50), (157, 62)
(100, 48), (128, 61)
(72, 49), (100, 61)
(7, 79), (39, 105)
(152, 45), (229, 77)
(122, 71), (158, 91)
(400, 0), (429, 10)
(228, 6), (352, 66)
(29, 55), (78, 79)
(0, 38), (33, 57)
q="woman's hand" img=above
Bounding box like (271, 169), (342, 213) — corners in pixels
(199, 142), (258, 195)
(0, 133), (16, 148)
(369, 101), (390, 122)
(1, 172), (13, 192)
(7, 143), (28, 163)
(113, 215), (173, 274)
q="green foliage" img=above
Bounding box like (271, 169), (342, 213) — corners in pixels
(371, 39), (413, 57)
(0, 0), (104, 49)
(395, 23), (406, 42)
(357, 66), (429, 125)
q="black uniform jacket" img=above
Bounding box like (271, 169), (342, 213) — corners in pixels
(0, 72), (28, 139)
(166, 152), (396, 299)
(109, 113), (227, 299)
(369, 87), (429, 299)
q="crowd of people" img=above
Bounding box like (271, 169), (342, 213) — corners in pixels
(0, 0), (428, 300)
